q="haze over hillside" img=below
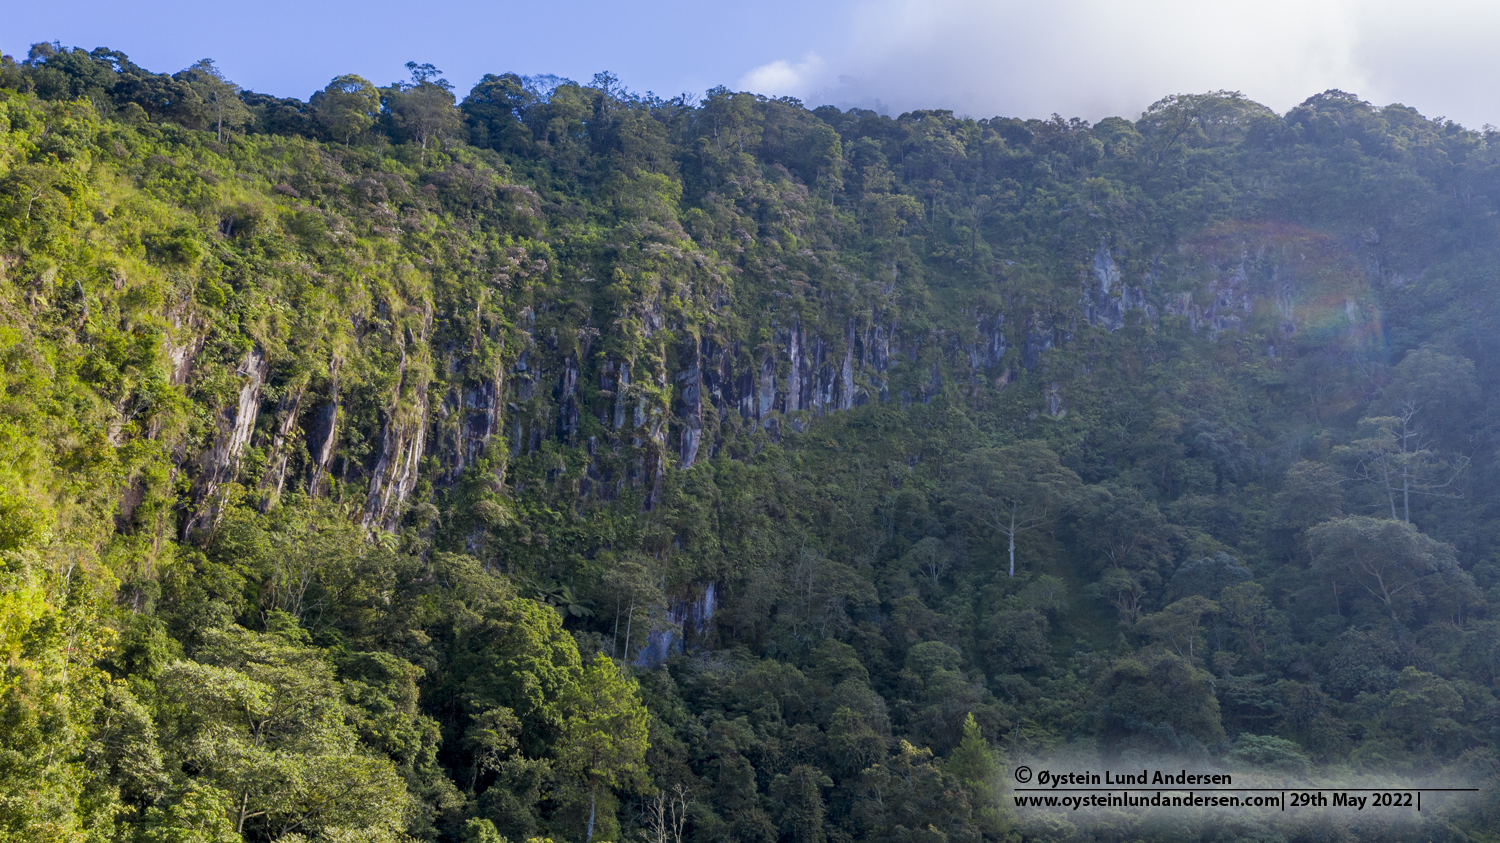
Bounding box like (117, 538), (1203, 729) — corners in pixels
(3, 46), (1500, 843)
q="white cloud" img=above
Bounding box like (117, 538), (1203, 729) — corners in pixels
(1351, 0), (1500, 126)
(735, 0), (1500, 127)
(738, 53), (827, 99)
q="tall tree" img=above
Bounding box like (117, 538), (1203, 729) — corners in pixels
(559, 654), (650, 843)
(947, 712), (1009, 835)
(176, 58), (246, 142)
(1219, 581), (1273, 660)
(1270, 461), (1344, 533)
(311, 74), (379, 145)
(1337, 412), (1467, 524)
(1335, 350), (1476, 523)
(772, 766), (831, 843)
(1137, 595), (1219, 664)
(388, 62), (461, 159)
(1076, 481), (1179, 572)
(1308, 516), (1459, 621)
(152, 618), (410, 840)
(956, 442), (1080, 577)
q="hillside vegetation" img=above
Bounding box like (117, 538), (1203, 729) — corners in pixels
(4, 44), (1500, 842)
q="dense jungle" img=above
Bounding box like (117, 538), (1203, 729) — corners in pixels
(4, 42), (1500, 843)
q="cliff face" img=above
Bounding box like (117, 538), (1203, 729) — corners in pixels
(0, 82), (1446, 563)
(11, 67), (1500, 843)
(166, 221), (1379, 535)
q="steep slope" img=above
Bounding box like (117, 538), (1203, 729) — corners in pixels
(4, 49), (1500, 843)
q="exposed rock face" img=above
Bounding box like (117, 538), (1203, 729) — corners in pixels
(364, 313), (434, 530)
(557, 355), (581, 442)
(306, 393), (338, 496)
(677, 337), (703, 468)
(182, 347), (268, 537)
(363, 402), (428, 530)
(637, 582), (718, 667)
(756, 356), (775, 422)
(261, 387), (304, 498)
(458, 373), (502, 474)
(838, 322), (855, 411)
(171, 229), (1371, 532)
(1081, 244), (1161, 334)
(968, 311), (1007, 372)
(786, 323), (803, 413)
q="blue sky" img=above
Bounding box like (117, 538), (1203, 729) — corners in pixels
(8, 0), (1500, 127)
(4, 0), (859, 102)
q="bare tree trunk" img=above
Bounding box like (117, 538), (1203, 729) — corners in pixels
(1402, 473), (1410, 524)
(621, 603), (634, 665)
(1007, 509), (1017, 578)
(612, 599), (622, 664)
(586, 781), (597, 843)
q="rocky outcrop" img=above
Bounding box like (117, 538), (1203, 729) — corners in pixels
(363, 313), (434, 530)
(363, 399), (428, 529)
(557, 355), (581, 443)
(306, 385), (338, 497)
(1081, 243), (1156, 333)
(637, 582), (718, 666)
(454, 373), (502, 475)
(182, 347), (268, 537)
(260, 386), (304, 498)
(677, 336), (703, 468)
(162, 230), (1371, 534)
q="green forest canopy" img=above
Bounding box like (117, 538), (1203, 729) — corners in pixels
(4, 42), (1500, 842)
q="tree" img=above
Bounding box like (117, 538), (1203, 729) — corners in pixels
(1137, 595), (1219, 664)
(1219, 581), (1272, 660)
(1375, 348), (1478, 445)
(1336, 412), (1467, 523)
(826, 707), (888, 779)
(1167, 552), (1251, 601)
(984, 604), (1052, 672)
(139, 783), (241, 843)
(311, 74), (379, 145)
(152, 619), (410, 840)
(461, 817), (507, 843)
(897, 641), (1000, 753)
(600, 551), (665, 665)
(902, 536), (952, 589)
(175, 58), (247, 142)
(771, 766), (831, 843)
(644, 783), (689, 843)
(1335, 349), (1475, 523)
(1076, 481), (1179, 573)
(1382, 667), (1467, 756)
(1270, 461), (1344, 533)
(455, 586), (585, 760)
(559, 654), (650, 842)
(947, 713), (1009, 836)
(1096, 651), (1225, 753)
(1136, 90), (1276, 162)
(388, 62), (461, 159)
(849, 741), (981, 842)
(463, 72), (535, 152)
(947, 713), (999, 786)
(955, 442), (1080, 577)
(1308, 516), (1456, 621)
(1088, 566), (1150, 624)
(1223, 735), (1310, 774)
